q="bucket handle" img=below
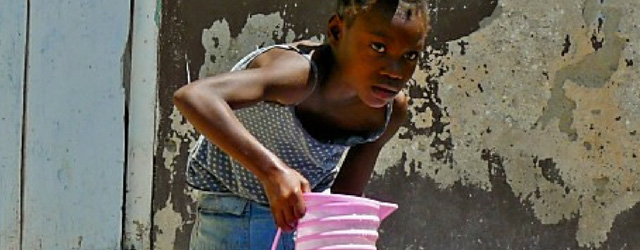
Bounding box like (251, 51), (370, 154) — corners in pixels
(271, 228), (282, 250)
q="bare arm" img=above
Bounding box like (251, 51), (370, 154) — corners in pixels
(331, 93), (409, 196)
(173, 48), (313, 231)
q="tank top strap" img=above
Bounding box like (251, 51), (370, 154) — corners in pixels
(231, 44), (299, 71)
(362, 99), (394, 144)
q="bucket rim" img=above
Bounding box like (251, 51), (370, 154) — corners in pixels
(303, 193), (384, 204)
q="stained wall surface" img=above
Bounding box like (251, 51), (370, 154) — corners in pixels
(155, 0), (639, 249)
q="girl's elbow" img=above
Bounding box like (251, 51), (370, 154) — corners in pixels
(172, 87), (184, 104)
(172, 85), (196, 111)
(173, 83), (196, 103)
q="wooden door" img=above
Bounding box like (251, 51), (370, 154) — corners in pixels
(15, 0), (129, 249)
(0, 1), (27, 249)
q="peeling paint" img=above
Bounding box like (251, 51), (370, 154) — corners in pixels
(154, 105), (197, 250)
(162, 106), (197, 184)
(154, 0), (161, 27)
(154, 193), (185, 250)
(199, 12), (323, 78)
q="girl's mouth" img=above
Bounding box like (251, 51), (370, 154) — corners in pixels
(371, 85), (399, 100)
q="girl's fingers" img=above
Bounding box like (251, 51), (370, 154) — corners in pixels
(273, 207), (285, 231)
(293, 202), (304, 220)
(293, 192), (306, 219)
(282, 205), (296, 231)
(275, 207), (293, 232)
(301, 181), (311, 193)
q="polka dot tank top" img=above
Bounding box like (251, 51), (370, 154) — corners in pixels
(186, 44), (393, 204)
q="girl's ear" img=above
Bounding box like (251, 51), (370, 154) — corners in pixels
(327, 14), (344, 46)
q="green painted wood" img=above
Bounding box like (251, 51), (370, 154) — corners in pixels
(21, 0), (130, 249)
(0, 1), (27, 249)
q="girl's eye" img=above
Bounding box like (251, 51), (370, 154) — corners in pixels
(404, 52), (419, 61)
(370, 43), (386, 53)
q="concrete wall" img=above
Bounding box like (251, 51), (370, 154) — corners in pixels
(155, 0), (639, 249)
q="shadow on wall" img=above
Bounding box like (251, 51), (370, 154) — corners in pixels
(425, 0), (500, 47)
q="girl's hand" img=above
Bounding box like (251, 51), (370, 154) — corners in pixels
(261, 164), (310, 232)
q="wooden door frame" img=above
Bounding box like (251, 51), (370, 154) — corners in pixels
(123, 0), (160, 249)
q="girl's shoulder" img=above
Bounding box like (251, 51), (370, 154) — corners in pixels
(241, 42), (320, 105)
(392, 92), (409, 126)
(392, 92), (409, 117)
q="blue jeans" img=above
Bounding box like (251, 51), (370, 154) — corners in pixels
(189, 191), (295, 250)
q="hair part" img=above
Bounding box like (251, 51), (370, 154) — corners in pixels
(336, 0), (430, 26)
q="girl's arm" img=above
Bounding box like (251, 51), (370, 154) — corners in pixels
(173, 48), (314, 231)
(331, 93), (409, 196)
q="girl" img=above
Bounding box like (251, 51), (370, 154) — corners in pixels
(173, 0), (430, 249)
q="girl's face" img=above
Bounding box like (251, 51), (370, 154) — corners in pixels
(330, 6), (428, 108)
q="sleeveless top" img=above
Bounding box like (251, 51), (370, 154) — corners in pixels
(186, 44), (393, 204)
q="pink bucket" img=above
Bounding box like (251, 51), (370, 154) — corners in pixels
(271, 193), (397, 250)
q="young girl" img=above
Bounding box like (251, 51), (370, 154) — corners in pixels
(173, 0), (430, 249)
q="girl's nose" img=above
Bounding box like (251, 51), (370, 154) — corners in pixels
(380, 71), (402, 80)
(381, 59), (404, 79)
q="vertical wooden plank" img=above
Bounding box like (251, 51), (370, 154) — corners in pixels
(122, 0), (159, 249)
(22, 0), (130, 249)
(0, 1), (27, 249)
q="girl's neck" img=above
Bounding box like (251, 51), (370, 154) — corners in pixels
(311, 45), (361, 107)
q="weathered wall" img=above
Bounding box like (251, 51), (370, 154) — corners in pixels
(156, 0), (639, 249)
